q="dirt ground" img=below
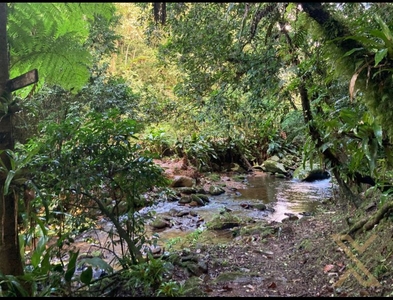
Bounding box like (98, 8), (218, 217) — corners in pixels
(153, 158), (393, 297)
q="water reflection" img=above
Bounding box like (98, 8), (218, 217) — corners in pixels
(237, 174), (333, 222)
(144, 172), (334, 245)
(146, 173), (334, 225)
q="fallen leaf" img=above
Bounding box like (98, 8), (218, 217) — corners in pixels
(268, 282), (277, 289)
(323, 264), (335, 273)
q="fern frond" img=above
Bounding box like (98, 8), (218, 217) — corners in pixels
(7, 3), (116, 92)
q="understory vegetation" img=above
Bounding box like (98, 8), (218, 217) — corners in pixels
(0, 2), (392, 297)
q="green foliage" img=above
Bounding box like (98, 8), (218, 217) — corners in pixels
(165, 237), (182, 249)
(141, 127), (173, 157)
(8, 3), (116, 94)
(185, 228), (204, 246)
(281, 110), (305, 145)
(146, 3), (287, 161)
(0, 234), (113, 297)
(0, 274), (30, 297)
(0, 148), (36, 195)
(121, 253), (182, 297)
(326, 4), (393, 140)
(157, 280), (185, 297)
(175, 133), (218, 170)
(15, 65), (142, 146)
(109, 4), (180, 127)
(81, 69), (141, 116)
(19, 107), (168, 267)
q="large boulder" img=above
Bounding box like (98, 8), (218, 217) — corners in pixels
(262, 159), (287, 175)
(170, 176), (194, 187)
(209, 185), (225, 195)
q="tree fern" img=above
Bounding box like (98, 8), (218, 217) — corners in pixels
(7, 3), (116, 93)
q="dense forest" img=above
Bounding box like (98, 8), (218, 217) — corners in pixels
(0, 2), (392, 297)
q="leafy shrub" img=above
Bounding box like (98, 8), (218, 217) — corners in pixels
(121, 253), (183, 297)
(21, 108), (169, 267)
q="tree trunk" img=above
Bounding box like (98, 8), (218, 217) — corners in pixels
(278, 5), (362, 207)
(0, 3), (24, 278)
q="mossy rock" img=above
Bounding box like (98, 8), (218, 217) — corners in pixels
(207, 213), (240, 230)
(209, 185), (225, 195)
(150, 218), (169, 229)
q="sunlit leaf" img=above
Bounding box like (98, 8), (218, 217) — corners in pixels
(374, 48), (388, 66)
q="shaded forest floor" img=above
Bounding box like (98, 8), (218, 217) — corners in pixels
(178, 201), (393, 297)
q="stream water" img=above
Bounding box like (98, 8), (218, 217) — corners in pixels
(239, 173), (334, 222)
(143, 172), (335, 246)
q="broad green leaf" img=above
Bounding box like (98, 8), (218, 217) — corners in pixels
(374, 15), (393, 57)
(374, 15), (393, 45)
(30, 236), (49, 268)
(32, 214), (48, 237)
(3, 170), (15, 195)
(80, 257), (113, 273)
(374, 48), (388, 66)
(80, 266), (93, 285)
(40, 251), (51, 274)
(373, 124), (383, 147)
(343, 47), (364, 57)
(362, 138), (370, 160)
(65, 250), (80, 282)
(370, 29), (390, 45)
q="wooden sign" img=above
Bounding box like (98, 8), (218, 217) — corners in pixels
(6, 69), (38, 92)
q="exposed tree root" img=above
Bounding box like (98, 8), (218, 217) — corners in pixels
(240, 153), (253, 171)
(344, 201), (393, 236)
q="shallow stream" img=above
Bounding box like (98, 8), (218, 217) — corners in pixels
(144, 172), (335, 246)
